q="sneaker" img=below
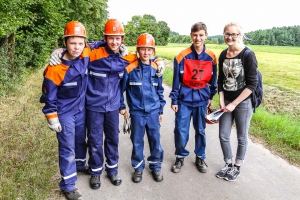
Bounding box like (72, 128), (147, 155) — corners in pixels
(63, 188), (82, 200)
(224, 167), (240, 181)
(195, 157), (208, 173)
(108, 174), (122, 186)
(171, 158), (184, 173)
(90, 175), (101, 189)
(132, 171), (143, 183)
(216, 163), (231, 179)
(151, 170), (163, 182)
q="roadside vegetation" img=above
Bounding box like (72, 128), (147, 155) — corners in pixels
(0, 44), (299, 199)
(0, 68), (60, 199)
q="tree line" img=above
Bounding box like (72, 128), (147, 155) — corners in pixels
(169, 26), (300, 46)
(0, 0), (298, 97)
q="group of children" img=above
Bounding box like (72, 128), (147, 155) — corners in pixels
(40, 19), (258, 200)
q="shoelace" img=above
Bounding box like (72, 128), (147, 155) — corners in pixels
(221, 164), (230, 172)
(175, 160), (183, 167)
(200, 159), (208, 167)
(227, 167), (238, 175)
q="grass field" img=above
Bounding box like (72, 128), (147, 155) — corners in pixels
(0, 43), (299, 199)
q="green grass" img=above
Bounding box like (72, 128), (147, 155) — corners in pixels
(131, 44), (300, 93)
(0, 68), (59, 199)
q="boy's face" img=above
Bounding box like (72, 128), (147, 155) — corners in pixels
(190, 30), (207, 49)
(106, 35), (122, 53)
(64, 36), (85, 60)
(137, 47), (154, 63)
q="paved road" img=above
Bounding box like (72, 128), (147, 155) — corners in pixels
(61, 84), (300, 200)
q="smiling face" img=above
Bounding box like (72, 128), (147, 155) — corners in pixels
(64, 36), (85, 60)
(223, 25), (242, 46)
(137, 47), (154, 64)
(106, 35), (123, 53)
(190, 30), (207, 49)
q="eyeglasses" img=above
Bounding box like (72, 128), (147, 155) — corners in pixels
(224, 33), (240, 38)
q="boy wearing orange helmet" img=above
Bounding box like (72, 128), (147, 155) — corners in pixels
(119, 33), (166, 183)
(86, 19), (137, 189)
(40, 21), (104, 200)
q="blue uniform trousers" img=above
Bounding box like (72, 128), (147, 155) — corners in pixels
(57, 110), (85, 192)
(87, 109), (119, 176)
(130, 113), (164, 172)
(174, 104), (207, 159)
(74, 109), (87, 170)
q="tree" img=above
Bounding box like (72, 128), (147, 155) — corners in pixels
(124, 14), (170, 46)
(157, 21), (170, 45)
(0, 0), (109, 97)
(64, 0), (108, 40)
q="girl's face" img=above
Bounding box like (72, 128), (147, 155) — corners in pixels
(64, 36), (85, 60)
(137, 47), (154, 64)
(223, 25), (241, 46)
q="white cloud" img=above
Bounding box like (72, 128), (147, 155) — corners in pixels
(107, 0), (300, 36)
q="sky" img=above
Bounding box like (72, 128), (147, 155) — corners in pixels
(107, 0), (300, 36)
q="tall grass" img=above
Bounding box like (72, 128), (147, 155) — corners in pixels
(0, 68), (59, 199)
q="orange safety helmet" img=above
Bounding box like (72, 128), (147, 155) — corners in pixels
(103, 19), (125, 36)
(64, 21), (86, 38)
(136, 33), (155, 49)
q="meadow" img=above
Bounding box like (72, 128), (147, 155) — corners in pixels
(0, 43), (299, 199)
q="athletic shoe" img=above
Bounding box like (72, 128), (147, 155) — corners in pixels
(216, 163), (231, 179)
(225, 166), (240, 181)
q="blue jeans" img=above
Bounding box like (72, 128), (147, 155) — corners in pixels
(218, 98), (253, 164)
(174, 104), (207, 159)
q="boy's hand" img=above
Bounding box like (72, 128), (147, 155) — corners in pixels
(119, 109), (126, 115)
(159, 115), (163, 122)
(171, 105), (178, 112)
